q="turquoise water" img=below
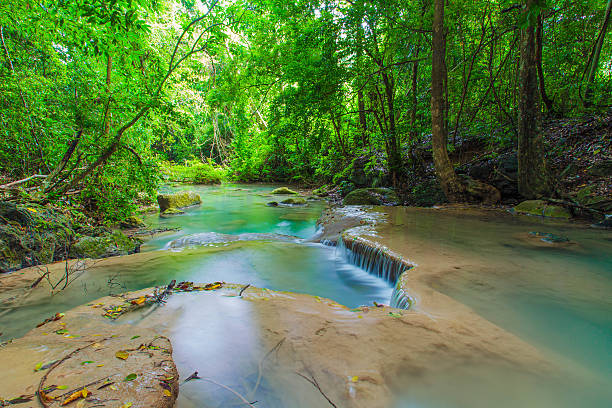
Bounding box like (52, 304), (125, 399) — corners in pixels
(0, 184), (392, 340)
(380, 207), (612, 408)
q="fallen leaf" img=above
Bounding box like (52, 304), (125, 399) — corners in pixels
(96, 364), (104, 367)
(163, 389), (172, 397)
(57, 386), (68, 390)
(55, 329), (68, 335)
(34, 362), (43, 372)
(131, 296), (146, 305)
(351, 376), (359, 383)
(81, 361), (94, 365)
(61, 387), (88, 405)
(115, 351), (129, 360)
(124, 373), (137, 382)
(388, 312), (402, 318)
(119, 403), (133, 408)
(130, 335), (140, 340)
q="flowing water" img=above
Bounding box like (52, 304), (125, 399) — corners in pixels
(370, 207), (612, 408)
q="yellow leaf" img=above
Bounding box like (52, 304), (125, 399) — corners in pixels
(163, 389), (172, 397)
(115, 350), (129, 360)
(131, 296), (146, 305)
(351, 376), (359, 383)
(34, 362), (43, 372)
(120, 403), (133, 408)
(27, 208), (37, 213)
(61, 388), (87, 405)
(357, 315), (363, 319)
(97, 364), (104, 367)
(110, 385), (118, 391)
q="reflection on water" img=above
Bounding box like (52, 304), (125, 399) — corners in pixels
(378, 207), (612, 408)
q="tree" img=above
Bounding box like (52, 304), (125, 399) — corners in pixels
(584, 0), (612, 106)
(517, 0), (552, 199)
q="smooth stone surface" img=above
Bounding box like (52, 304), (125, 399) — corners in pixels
(514, 200), (571, 218)
(157, 191), (202, 213)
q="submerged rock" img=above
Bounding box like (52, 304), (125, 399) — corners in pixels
(281, 197), (307, 205)
(267, 201), (279, 207)
(271, 187), (298, 195)
(70, 231), (141, 259)
(513, 200), (571, 219)
(343, 188), (400, 206)
(528, 231), (570, 244)
(157, 191), (201, 213)
(167, 232), (298, 249)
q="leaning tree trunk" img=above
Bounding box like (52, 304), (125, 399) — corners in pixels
(431, 0), (464, 202)
(518, 0), (552, 199)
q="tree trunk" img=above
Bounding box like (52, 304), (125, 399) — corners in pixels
(584, 0), (612, 106)
(536, 15), (554, 113)
(518, 0), (551, 199)
(431, 0), (464, 201)
(381, 71), (402, 185)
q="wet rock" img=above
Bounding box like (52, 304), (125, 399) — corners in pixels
(281, 197), (307, 205)
(267, 201), (279, 207)
(160, 207), (184, 216)
(513, 200), (571, 219)
(70, 231), (141, 259)
(343, 188), (400, 206)
(157, 191), (201, 213)
(528, 231), (570, 244)
(592, 216), (612, 229)
(271, 187), (298, 195)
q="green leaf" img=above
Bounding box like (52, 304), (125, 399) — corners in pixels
(81, 361), (94, 365)
(130, 335), (140, 340)
(124, 373), (137, 382)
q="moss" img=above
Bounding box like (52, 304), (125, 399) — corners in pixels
(70, 231), (141, 259)
(120, 216), (145, 229)
(514, 200), (571, 219)
(157, 191), (201, 213)
(343, 188), (399, 206)
(161, 208), (185, 215)
(312, 185), (329, 197)
(281, 197), (307, 205)
(271, 187), (298, 195)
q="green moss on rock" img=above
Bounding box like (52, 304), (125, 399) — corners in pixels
(343, 188), (400, 206)
(281, 197), (307, 205)
(514, 200), (571, 219)
(157, 191), (201, 213)
(271, 187), (298, 195)
(70, 231), (141, 259)
(120, 216), (145, 229)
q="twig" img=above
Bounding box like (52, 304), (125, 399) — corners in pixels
(0, 175), (47, 189)
(295, 369), (338, 408)
(37, 338), (112, 407)
(198, 377), (256, 408)
(250, 337), (286, 398)
(239, 284), (251, 297)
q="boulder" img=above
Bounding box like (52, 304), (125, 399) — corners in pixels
(156, 191), (201, 213)
(281, 197), (307, 205)
(266, 201), (279, 207)
(592, 216), (612, 229)
(271, 187), (298, 195)
(70, 231), (141, 259)
(514, 200), (571, 219)
(343, 188), (400, 206)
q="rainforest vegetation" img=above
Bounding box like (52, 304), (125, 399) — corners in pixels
(0, 0), (610, 222)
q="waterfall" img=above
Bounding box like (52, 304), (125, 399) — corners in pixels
(335, 235), (414, 309)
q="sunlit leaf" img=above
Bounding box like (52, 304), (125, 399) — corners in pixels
(124, 373), (137, 382)
(115, 350), (129, 360)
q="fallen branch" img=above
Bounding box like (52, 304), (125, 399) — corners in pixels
(239, 284), (251, 297)
(198, 377), (256, 408)
(0, 175), (47, 189)
(250, 337), (285, 398)
(295, 369), (337, 408)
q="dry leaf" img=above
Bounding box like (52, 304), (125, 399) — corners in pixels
(163, 389), (172, 397)
(61, 387), (87, 406)
(115, 350), (129, 360)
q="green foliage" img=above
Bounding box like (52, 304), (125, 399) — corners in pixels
(161, 159), (226, 184)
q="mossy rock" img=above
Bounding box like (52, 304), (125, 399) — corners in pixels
(160, 208), (185, 216)
(513, 200), (571, 219)
(281, 197), (307, 205)
(574, 186), (612, 213)
(343, 188), (399, 206)
(157, 191), (201, 213)
(70, 231), (141, 259)
(271, 187), (298, 195)
(267, 201), (279, 207)
(120, 215), (145, 229)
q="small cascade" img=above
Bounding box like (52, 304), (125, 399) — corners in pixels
(337, 235), (415, 309)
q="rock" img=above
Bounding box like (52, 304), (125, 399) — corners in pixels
(573, 186), (612, 213)
(592, 216), (612, 229)
(271, 187), (298, 195)
(343, 188), (400, 206)
(266, 201), (279, 207)
(281, 197), (307, 205)
(528, 231), (570, 244)
(513, 200), (571, 219)
(120, 215), (145, 229)
(460, 175), (501, 205)
(70, 231), (141, 259)
(160, 208), (184, 215)
(157, 191), (201, 213)
(338, 180), (356, 197)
